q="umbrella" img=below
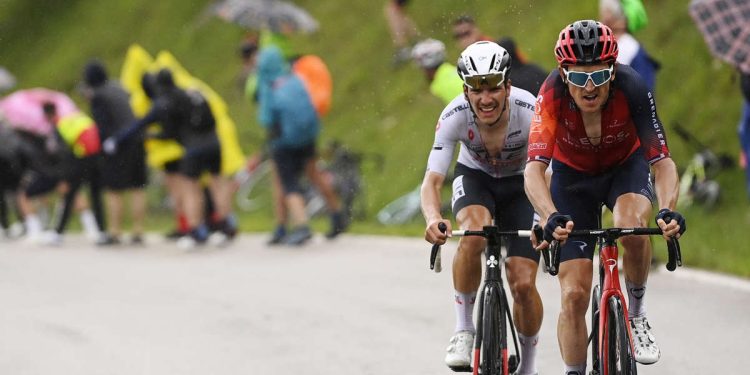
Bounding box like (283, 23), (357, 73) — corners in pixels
(689, 0), (750, 74)
(0, 88), (79, 136)
(211, 0), (319, 34)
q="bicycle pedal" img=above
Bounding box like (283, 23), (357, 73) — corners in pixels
(448, 365), (472, 373)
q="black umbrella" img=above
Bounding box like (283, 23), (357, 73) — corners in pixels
(689, 0), (750, 73)
(211, 0), (319, 34)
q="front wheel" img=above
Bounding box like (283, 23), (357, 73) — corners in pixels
(480, 284), (508, 375)
(605, 296), (638, 375)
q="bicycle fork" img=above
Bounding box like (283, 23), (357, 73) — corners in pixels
(596, 243), (636, 374)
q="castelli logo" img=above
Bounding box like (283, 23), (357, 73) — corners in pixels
(468, 129), (474, 140)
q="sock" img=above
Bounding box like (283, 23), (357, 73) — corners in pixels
(516, 333), (539, 375)
(178, 214), (189, 233)
(454, 290), (476, 333)
(79, 209), (100, 240)
(626, 279), (647, 319)
(24, 214), (42, 237)
(564, 362), (586, 375)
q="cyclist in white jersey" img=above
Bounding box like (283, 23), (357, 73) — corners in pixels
(421, 41), (542, 375)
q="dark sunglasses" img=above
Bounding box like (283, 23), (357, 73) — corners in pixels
(563, 66), (614, 88)
(463, 73), (505, 89)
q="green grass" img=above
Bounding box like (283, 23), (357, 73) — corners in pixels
(1, 0), (748, 276)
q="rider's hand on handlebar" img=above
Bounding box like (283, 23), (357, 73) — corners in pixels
(536, 213), (574, 251)
(655, 208), (686, 240)
(425, 219), (452, 245)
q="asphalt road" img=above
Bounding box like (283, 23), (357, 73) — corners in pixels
(1, 233), (748, 374)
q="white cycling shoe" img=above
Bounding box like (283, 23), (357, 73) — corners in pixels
(445, 330), (474, 370)
(630, 316), (661, 365)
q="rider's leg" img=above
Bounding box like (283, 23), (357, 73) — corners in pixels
(557, 258), (593, 370)
(613, 193), (653, 318)
(506, 257), (542, 374)
(452, 204), (492, 332)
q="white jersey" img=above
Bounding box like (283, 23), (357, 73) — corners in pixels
(426, 87), (536, 178)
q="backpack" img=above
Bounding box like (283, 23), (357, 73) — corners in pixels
(292, 55), (333, 118)
(186, 90), (216, 132)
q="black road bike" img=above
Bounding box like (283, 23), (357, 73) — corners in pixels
(429, 223), (542, 375)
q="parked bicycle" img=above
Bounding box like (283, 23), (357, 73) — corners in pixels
(541, 227), (682, 375)
(429, 222), (543, 375)
(672, 122), (734, 210)
(235, 141), (379, 220)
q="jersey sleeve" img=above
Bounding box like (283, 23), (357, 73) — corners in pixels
(621, 65), (670, 164)
(527, 80), (557, 165)
(425, 107), (460, 176)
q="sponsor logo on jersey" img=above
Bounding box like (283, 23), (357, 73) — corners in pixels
(441, 103), (470, 120)
(514, 99), (534, 111)
(432, 142), (444, 150)
(528, 142), (547, 151)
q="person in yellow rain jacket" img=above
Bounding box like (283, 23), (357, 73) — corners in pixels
(42, 103), (113, 246)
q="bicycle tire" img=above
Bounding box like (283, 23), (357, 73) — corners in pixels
(605, 296), (638, 375)
(591, 285), (601, 375)
(480, 283), (508, 375)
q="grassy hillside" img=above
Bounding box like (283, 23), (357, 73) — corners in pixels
(1, 0), (748, 276)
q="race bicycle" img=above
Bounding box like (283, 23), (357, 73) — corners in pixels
(542, 227), (682, 375)
(429, 222), (543, 375)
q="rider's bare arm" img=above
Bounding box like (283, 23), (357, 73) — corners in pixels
(421, 171), (450, 244)
(524, 161), (557, 222)
(651, 157), (682, 238)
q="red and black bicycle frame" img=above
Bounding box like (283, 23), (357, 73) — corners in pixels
(596, 239), (635, 375)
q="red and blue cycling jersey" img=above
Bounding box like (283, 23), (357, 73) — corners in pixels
(527, 64), (670, 174)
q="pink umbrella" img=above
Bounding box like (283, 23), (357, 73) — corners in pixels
(0, 88), (79, 136)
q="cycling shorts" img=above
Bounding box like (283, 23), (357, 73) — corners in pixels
(550, 150), (655, 262)
(180, 143), (221, 179)
(22, 171), (60, 198)
(163, 159), (182, 174)
(272, 143), (316, 195)
(102, 143), (147, 190)
(451, 163), (539, 262)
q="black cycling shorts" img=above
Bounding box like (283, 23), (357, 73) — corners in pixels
(550, 150), (655, 262)
(102, 143), (147, 190)
(272, 143), (316, 195)
(180, 143), (222, 179)
(23, 172), (60, 198)
(451, 163), (539, 262)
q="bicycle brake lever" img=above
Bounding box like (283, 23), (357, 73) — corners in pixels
(430, 222), (447, 273)
(430, 243), (442, 273)
(666, 237), (682, 272)
(548, 240), (561, 276)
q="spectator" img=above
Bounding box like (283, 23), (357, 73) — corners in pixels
(81, 60), (147, 245)
(411, 38), (463, 105)
(497, 36), (549, 95)
(599, 0), (659, 93)
(452, 15), (492, 51)
(256, 46), (320, 245)
(384, 0), (419, 66)
(42, 103), (111, 246)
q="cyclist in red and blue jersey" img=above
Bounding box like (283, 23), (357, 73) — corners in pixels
(523, 20), (686, 375)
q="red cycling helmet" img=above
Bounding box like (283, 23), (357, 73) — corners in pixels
(555, 20), (618, 67)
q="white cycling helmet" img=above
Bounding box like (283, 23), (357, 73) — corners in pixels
(456, 41), (512, 88)
(411, 38), (446, 69)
